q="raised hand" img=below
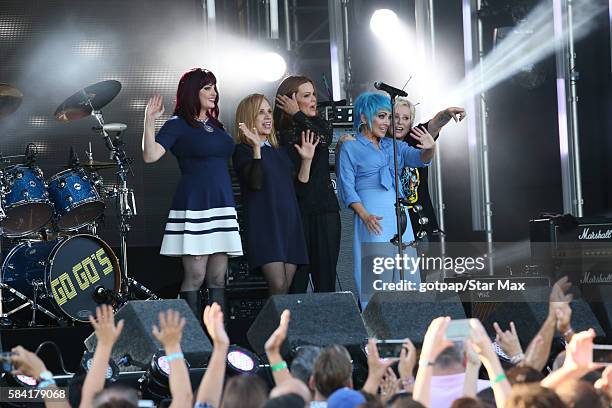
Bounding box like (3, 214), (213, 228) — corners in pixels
(563, 328), (602, 373)
(550, 276), (572, 320)
(275, 93), (300, 116)
(362, 338), (399, 394)
(294, 129), (319, 161)
(410, 126), (436, 150)
(152, 309), (186, 349)
(203, 303), (229, 347)
(265, 309), (290, 354)
(398, 339), (417, 380)
(89, 305), (124, 348)
(238, 122), (262, 148)
(493, 321), (523, 360)
(380, 367), (400, 404)
(443, 107), (466, 123)
(10, 346), (47, 379)
(145, 94), (165, 122)
(421, 316), (454, 362)
(468, 319), (497, 364)
(555, 301), (573, 335)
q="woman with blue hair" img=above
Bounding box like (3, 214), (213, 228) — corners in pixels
(336, 92), (436, 307)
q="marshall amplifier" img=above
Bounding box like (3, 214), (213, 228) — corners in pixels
(530, 215), (612, 294)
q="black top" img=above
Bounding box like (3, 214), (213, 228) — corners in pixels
(400, 122), (439, 235)
(278, 112), (340, 215)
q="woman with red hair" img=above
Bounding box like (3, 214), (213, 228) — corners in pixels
(142, 68), (242, 317)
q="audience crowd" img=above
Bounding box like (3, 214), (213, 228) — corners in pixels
(8, 276), (612, 408)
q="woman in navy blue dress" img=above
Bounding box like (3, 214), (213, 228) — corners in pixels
(142, 68), (242, 316)
(232, 93), (317, 294)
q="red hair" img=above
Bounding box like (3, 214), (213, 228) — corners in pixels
(173, 68), (224, 129)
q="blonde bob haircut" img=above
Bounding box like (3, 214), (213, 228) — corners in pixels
(234, 93), (279, 148)
(394, 97), (416, 129)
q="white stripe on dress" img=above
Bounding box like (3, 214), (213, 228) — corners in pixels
(165, 218), (238, 232)
(168, 207), (237, 219)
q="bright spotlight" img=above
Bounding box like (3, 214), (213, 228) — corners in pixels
(256, 52), (287, 82)
(370, 9), (399, 38)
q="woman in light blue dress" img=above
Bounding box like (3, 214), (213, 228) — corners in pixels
(336, 92), (437, 307)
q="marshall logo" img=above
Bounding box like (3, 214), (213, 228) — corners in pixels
(578, 227), (612, 240)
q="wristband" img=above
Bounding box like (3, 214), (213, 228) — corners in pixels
(164, 352), (184, 363)
(493, 373), (507, 384)
(270, 361), (288, 372)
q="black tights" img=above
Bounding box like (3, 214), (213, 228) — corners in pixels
(261, 262), (296, 295)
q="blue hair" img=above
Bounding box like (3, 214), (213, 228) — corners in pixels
(353, 92), (392, 131)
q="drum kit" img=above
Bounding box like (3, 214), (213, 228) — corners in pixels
(0, 80), (157, 327)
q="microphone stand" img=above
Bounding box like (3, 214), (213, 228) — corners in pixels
(381, 91), (407, 282)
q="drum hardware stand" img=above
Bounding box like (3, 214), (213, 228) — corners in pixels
(0, 283), (63, 325)
(87, 108), (158, 300)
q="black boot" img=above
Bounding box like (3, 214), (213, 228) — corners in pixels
(178, 290), (202, 320)
(206, 287), (226, 316)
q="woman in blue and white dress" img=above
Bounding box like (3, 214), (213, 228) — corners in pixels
(142, 68), (242, 316)
(336, 92), (436, 308)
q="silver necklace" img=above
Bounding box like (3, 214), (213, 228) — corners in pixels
(197, 117), (214, 133)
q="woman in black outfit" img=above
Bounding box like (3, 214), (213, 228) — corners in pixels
(274, 75), (340, 293)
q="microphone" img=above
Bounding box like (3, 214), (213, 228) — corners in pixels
(25, 143), (37, 165)
(103, 123), (127, 133)
(374, 81), (408, 97)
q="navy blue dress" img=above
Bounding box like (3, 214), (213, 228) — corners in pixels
(232, 142), (308, 269)
(155, 116), (243, 257)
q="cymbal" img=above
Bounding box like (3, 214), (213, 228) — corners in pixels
(66, 159), (116, 171)
(55, 80), (121, 122)
(0, 84), (23, 119)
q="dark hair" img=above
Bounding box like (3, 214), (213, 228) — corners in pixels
(221, 374), (269, 408)
(92, 385), (139, 408)
(507, 384), (567, 408)
(313, 344), (353, 397)
(506, 365), (544, 384)
(388, 394), (427, 408)
(261, 393), (305, 408)
(173, 68), (224, 129)
(273, 75), (316, 131)
(555, 379), (605, 408)
(451, 397), (489, 408)
(290, 345), (322, 385)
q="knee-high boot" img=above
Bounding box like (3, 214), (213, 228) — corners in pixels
(178, 290), (202, 320)
(206, 288), (226, 317)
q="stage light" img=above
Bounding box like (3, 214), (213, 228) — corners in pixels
(370, 9), (399, 39)
(81, 351), (119, 383)
(226, 345), (260, 376)
(255, 52), (287, 82)
(138, 351), (189, 401)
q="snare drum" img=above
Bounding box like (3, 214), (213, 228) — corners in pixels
(47, 168), (105, 231)
(1, 234), (121, 322)
(0, 165), (54, 237)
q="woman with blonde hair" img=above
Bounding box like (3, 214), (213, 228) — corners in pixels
(233, 93), (318, 294)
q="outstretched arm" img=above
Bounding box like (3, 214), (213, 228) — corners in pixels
(195, 303), (230, 407)
(151, 310), (192, 408)
(80, 305), (124, 408)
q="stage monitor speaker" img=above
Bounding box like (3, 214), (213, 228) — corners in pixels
(363, 291), (466, 343)
(247, 292), (367, 357)
(477, 298), (605, 345)
(85, 299), (212, 371)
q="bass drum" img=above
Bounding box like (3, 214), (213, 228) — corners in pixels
(1, 234), (120, 323)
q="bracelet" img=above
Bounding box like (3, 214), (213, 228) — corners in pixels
(493, 373), (507, 384)
(165, 352), (184, 363)
(270, 361), (288, 372)
(509, 352), (525, 365)
(37, 379), (56, 389)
